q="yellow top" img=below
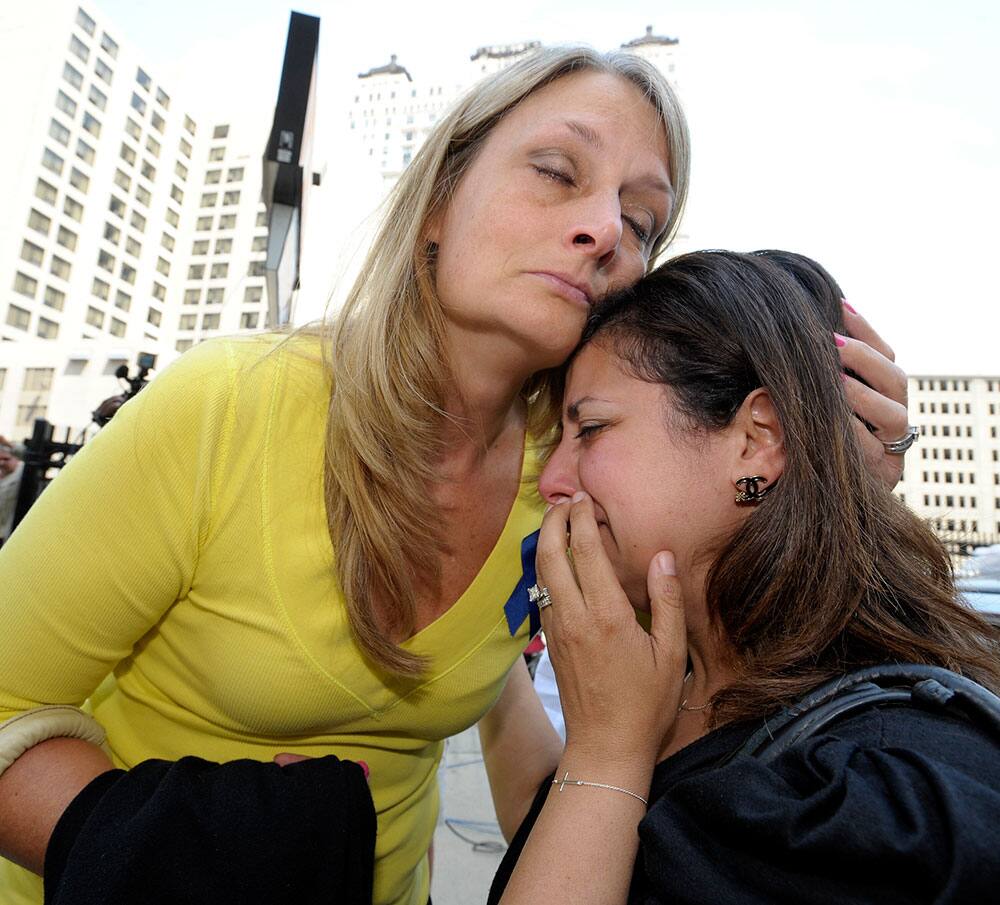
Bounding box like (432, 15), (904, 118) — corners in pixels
(0, 335), (543, 905)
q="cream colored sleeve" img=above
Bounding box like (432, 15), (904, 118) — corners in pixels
(0, 339), (237, 768)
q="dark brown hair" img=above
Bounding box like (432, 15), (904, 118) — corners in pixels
(584, 250), (1000, 724)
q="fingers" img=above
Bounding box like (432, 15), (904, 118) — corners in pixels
(841, 301), (894, 362)
(645, 552), (687, 675)
(836, 333), (907, 407)
(841, 372), (909, 441)
(273, 753), (369, 780)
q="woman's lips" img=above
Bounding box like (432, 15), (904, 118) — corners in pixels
(530, 271), (592, 306)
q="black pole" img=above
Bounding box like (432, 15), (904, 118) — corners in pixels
(11, 419), (53, 530)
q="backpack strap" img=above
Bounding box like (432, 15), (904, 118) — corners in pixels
(735, 663), (1000, 764)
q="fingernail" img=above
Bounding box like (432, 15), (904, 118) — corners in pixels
(358, 760), (369, 778)
(544, 503), (553, 513)
(654, 551), (676, 576)
(833, 332), (847, 347)
(571, 491), (588, 503)
(841, 299), (857, 314)
(840, 371), (850, 382)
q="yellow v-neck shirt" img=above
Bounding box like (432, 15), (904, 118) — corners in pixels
(0, 334), (544, 905)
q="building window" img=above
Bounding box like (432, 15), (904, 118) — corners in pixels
(183, 288), (201, 305)
(108, 195), (126, 218)
(55, 89), (78, 117)
(6, 304), (31, 330)
(136, 67), (152, 90)
(175, 161), (189, 181)
(49, 119), (71, 146)
(146, 306), (162, 327)
(205, 287), (224, 304)
(104, 221), (121, 243)
(176, 339), (193, 352)
(240, 311), (259, 329)
(247, 261), (266, 277)
(179, 138), (192, 158)
(188, 264), (205, 280)
(37, 317), (59, 339)
(160, 231), (175, 252)
(165, 207), (179, 228)
(120, 263), (136, 284)
(223, 190), (240, 206)
(184, 115), (196, 135)
(152, 281), (166, 301)
(108, 317), (126, 337)
(202, 312), (220, 330)
(81, 112), (101, 138)
(44, 286), (66, 310)
(63, 61), (84, 91)
(56, 226), (78, 252)
(100, 31), (118, 59)
(85, 305), (104, 328)
(96, 249), (114, 273)
(114, 168), (132, 192)
(135, 185), (151, 207)
(124, 235), (141, 257)
(145, 135), (162, 159)
(256, 210), (267, 227)
(243, 286), (263, 304)
(76, 7), (97, 35)
(94, 56), (113, 83)
(69, 34), (90, 63)
(13, 272), (38, 298)
(88, 84), (107, 111)
(200, 192), (217, 207)
(42, 147), (65, 175)
(170, 185), (184, 204)
(210, 262), (229, 279)
(209, 146), (225, 161)
(179, 314), (197, 330)
(35, 178), (58, 205)
(155, 87), (170, 109)
(156, 256), (170, 276)
(50, 256), (71, 280)
(120, 142), (137, 166)
(205, 169), (222, 184)
(115, 290), (131, 311)
(214, 238), (233, 254)
(213, 124), (229, 139)
(140, 155), (156, 180)
(125, 118), (141, 141)
(28, 209), (52, 235)
(63, 196), (84, 222)
(92, 276), (110, 299)
(20, 240), (44, 266)
(226, 167), (244, 182)
(75, 138), (95, 164)
(131, 93), (147, 118)
(69, 167), (90, 192)
(131, 210), (147, 232)
(219, 214), (237, 229)
(150, 111), (164, 133)
(191, 240), (209, 255)
(196, 215), (213, 231)
(251, 235), (267, 252)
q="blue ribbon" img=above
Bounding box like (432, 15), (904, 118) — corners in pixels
(504, 530), (541, 638)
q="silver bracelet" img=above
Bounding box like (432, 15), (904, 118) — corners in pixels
(551, 770), (648, 806)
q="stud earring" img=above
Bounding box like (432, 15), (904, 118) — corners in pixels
(735, 475), (774, 504)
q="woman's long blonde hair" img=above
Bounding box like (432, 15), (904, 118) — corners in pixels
(324, 45), (690, 676)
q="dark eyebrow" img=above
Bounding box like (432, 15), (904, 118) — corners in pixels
(566, 396), (598, 422)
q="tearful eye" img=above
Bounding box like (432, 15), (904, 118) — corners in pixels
(623, 216), (651, 245)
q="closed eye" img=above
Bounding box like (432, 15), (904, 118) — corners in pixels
(623, 215), (650, 245)
(574, 422), (607, 441)
(533, 165), (575, 187)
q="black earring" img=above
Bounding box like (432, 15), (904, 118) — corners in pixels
(735, 475), (774, 504)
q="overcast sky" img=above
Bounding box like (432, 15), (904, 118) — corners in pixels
(97, 0), (1000, 374)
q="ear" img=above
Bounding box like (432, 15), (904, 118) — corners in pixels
(730, 388), (785, 491)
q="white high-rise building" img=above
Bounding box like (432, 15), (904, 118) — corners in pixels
(897, 376), (1000, 542)
(0, 0), (271, 437)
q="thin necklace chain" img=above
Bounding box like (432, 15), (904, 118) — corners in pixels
(677, 669), (711, 713)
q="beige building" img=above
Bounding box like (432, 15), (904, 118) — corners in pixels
(897, 376), (1000, 542)
(0, 1), (272, 437)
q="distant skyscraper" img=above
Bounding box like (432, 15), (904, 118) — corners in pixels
(0, 0), (270, 435)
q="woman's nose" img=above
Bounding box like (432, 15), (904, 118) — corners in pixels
(568, 195), (623, 269)
(538, 441), (579, 505)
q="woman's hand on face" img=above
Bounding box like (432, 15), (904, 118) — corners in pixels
(535, 492), (688, 765)
(838, 302), (911, 488)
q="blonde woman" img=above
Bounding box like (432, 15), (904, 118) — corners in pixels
(0, 48), (908, 905)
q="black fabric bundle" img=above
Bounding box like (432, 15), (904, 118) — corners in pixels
(44, 754), (375, 905)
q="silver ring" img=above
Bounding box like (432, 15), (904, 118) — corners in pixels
(881, 426), (919, 454)
(528, 584), (553, 609)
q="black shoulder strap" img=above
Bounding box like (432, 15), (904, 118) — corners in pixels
(735, 663), (1000, 765)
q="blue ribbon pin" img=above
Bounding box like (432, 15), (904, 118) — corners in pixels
(503, 529), (541, 639)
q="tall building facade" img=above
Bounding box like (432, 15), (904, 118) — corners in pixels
(897, 376), (1000, 542)
(0, 0), (270, 436)
(347, 26), (681, 189)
